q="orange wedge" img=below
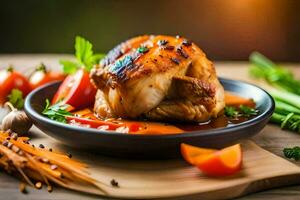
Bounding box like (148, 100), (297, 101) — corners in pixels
(181, 143), (242, 176)
(181, 143), (216, 165)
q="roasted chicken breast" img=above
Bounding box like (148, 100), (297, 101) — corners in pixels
(90, 35), (225, 122)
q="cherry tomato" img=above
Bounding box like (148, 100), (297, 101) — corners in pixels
(0, 67), (31, 104)
(52, 69), (97, 109)
(29, 64), (65, 89)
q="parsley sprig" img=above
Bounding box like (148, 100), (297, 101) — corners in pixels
(60, 36), (105, 74)
(8, 89), (24, 110)
(283, 146), (300, 161)
(42, 99), (72, 123)
(224, 105), (259, 118)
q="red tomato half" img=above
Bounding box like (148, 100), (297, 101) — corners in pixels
(52, 69), (96, 109)
(29, 69), (65, 90)
(0, 67), (31, 104)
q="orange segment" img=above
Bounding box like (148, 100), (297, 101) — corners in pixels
(219, 144), (242, 168)
(180, 143), (242, 176)
(194, 144), (242, 176)
(181, 143), (216, 165)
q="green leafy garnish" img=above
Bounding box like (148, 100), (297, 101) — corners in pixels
(59, 60), (80, 75)
(283, 146), (300, 160)
(8, 89), (24, 110)
(60, 36), (105, 74)
(239, 105), (259, 117)
(224, 106), (259, 118)
(224, 106), (239, 118)
(42, 99), (72, 123)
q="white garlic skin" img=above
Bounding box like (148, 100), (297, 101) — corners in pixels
(1, 110), (32, 135)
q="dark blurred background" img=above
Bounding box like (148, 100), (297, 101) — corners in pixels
(0, 0), (300, 61)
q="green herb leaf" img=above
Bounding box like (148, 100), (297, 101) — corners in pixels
(224, 105), (258, 118)
(239, 105), (259, 117)
(8, 89), (24, 109)
(283, 146), (300, 160)
(42, 99), (72, 123)
(75, 36), (93, 65)
(60, 36), (105, 73)
(224, 106), (239, 118)
(59, 60), (80, 74)
(84, 53), (106, 72)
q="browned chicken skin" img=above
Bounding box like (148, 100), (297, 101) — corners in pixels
(90, 35), (225, 122)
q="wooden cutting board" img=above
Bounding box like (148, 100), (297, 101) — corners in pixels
(30, 129), (300, 200)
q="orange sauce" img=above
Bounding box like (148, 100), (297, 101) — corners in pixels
(70, 92), (255, 134)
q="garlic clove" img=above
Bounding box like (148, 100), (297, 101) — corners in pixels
(1, 110), (32, 135)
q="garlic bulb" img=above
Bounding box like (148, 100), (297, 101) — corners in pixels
(1, 103), (32, 135)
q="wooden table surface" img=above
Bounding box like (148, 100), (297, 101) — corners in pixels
(1, 55), (300, 200)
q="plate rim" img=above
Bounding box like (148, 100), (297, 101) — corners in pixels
(24, 77), (275, 139)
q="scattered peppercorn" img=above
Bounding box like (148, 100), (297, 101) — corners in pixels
(110, 179), (119, 187)
(2, 140), (8, 147)
(47, 185), (53, 193)
(67, 153), (72, 158)
(39, 144), (45, 149)
(49, 148), (52, 152)
(35, 182), (42, 189)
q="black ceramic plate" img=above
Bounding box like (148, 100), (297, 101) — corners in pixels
(24, 78), (274, 158)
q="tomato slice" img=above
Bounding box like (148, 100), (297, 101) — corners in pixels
(29, 70), (65, 90)
(0, 67), (31, 104)
(52, 69), (96, 109)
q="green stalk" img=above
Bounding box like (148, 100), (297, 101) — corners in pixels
(249, 52), (300, 95)
(270, 112), (285, 124)
(249, 52), (276, 69)
(270, 112), (300, 132)
(275, 100), (300, 115)
(270, 89), (300, 109)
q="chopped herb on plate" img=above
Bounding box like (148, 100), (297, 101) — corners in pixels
(224, 105), (259, 118)
(42, 99), (72, 123)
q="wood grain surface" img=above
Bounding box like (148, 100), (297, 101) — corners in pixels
(1, 55), (300, 200)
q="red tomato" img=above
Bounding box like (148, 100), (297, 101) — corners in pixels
(52, 69), (96, 109)
(29, 65), (65, 89)
(0, 67), (31, 104)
